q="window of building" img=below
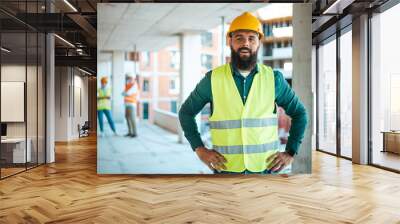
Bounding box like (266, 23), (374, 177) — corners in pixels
(170, 101), (177, 114)
(169, 79), (175, 90)
(201, 32), (213, 47)
(264, 24), (273, 37)
(143, 79), (149, 92)
(170, 51), (180, 69)
(169, 78), (179, 94)
(264, 44), (273, 56)
(279, 60), (285, 68)
(142, 102), (149, 120)
(142, 51), (150, 67)
(201, 54), (213, 71)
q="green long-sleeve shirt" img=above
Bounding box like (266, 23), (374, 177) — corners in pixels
(178, 63), (308, 156)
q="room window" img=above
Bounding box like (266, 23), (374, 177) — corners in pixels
(317, 36), (337, 155)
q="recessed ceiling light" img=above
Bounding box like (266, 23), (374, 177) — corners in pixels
(1, 47), (11, 53)
(54, 34), (75, 48)
(63, 0), (78, 12)
(78, 67), (92, 76)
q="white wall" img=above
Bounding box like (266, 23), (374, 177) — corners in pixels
(54, 67), (89, 141)
(71, 74), (89, 137)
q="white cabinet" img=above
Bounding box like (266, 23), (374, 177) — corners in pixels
(1, 138), (31, 163)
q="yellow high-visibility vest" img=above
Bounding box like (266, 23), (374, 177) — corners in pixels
(209, 63), (283, 173)
(97, 87), (112, 110)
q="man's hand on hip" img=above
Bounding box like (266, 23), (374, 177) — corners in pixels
(195, 147), (227, 171)
(266, 152), (294, 173)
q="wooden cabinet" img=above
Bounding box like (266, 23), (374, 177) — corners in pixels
(382, 132), (400, 154)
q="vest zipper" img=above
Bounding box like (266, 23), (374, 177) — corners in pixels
(243, 79), (247, 103)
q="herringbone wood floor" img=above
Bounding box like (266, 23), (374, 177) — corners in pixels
(1, 135), (400, 224)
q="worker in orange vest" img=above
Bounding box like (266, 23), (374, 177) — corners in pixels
(122, 74), (139, 137)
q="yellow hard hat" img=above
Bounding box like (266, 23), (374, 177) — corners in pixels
(227, 12), (263, 39)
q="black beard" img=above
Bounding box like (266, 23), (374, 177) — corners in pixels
(230, 46), (258, 70)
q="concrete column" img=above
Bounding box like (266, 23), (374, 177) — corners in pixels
(111, 51), (125, 123)
(352, 14), (369, 164)
(292, 4), (312, 174)
(46, 32), (55, 163)
(178, 34), (202, 143)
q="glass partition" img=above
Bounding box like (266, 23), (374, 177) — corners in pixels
(0, 1), (46, 179)
(371, 4), (400, 171)
(1, 30), (28, 177)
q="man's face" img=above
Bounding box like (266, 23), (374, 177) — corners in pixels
(230, 30), (260, 70)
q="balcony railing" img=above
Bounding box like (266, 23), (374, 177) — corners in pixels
(264, 47), (292, 60)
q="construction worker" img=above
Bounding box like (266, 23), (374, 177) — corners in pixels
(122, 74), (139, 137)
(178, 12), (308, 174)
(97, 76), (117, 137)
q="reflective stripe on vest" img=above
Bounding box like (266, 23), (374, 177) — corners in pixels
(209, 63), (286, 173)
(213, 141), (280, 154)
(209, 117), (278, 129)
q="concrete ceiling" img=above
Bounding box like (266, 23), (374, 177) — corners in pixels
(98, 3), (267, 52)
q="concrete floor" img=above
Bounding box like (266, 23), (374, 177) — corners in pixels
(97, 121), (212, 174)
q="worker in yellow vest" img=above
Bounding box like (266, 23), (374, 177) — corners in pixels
(97, 76), (117, 137)
(179, 12), (308, 174)
(122, 74), (139, 137)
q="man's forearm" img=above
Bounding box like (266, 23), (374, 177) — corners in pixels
(285, 107), (308, 156)
(178, 72), (212, 151)
(178, 109), (204, 151)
